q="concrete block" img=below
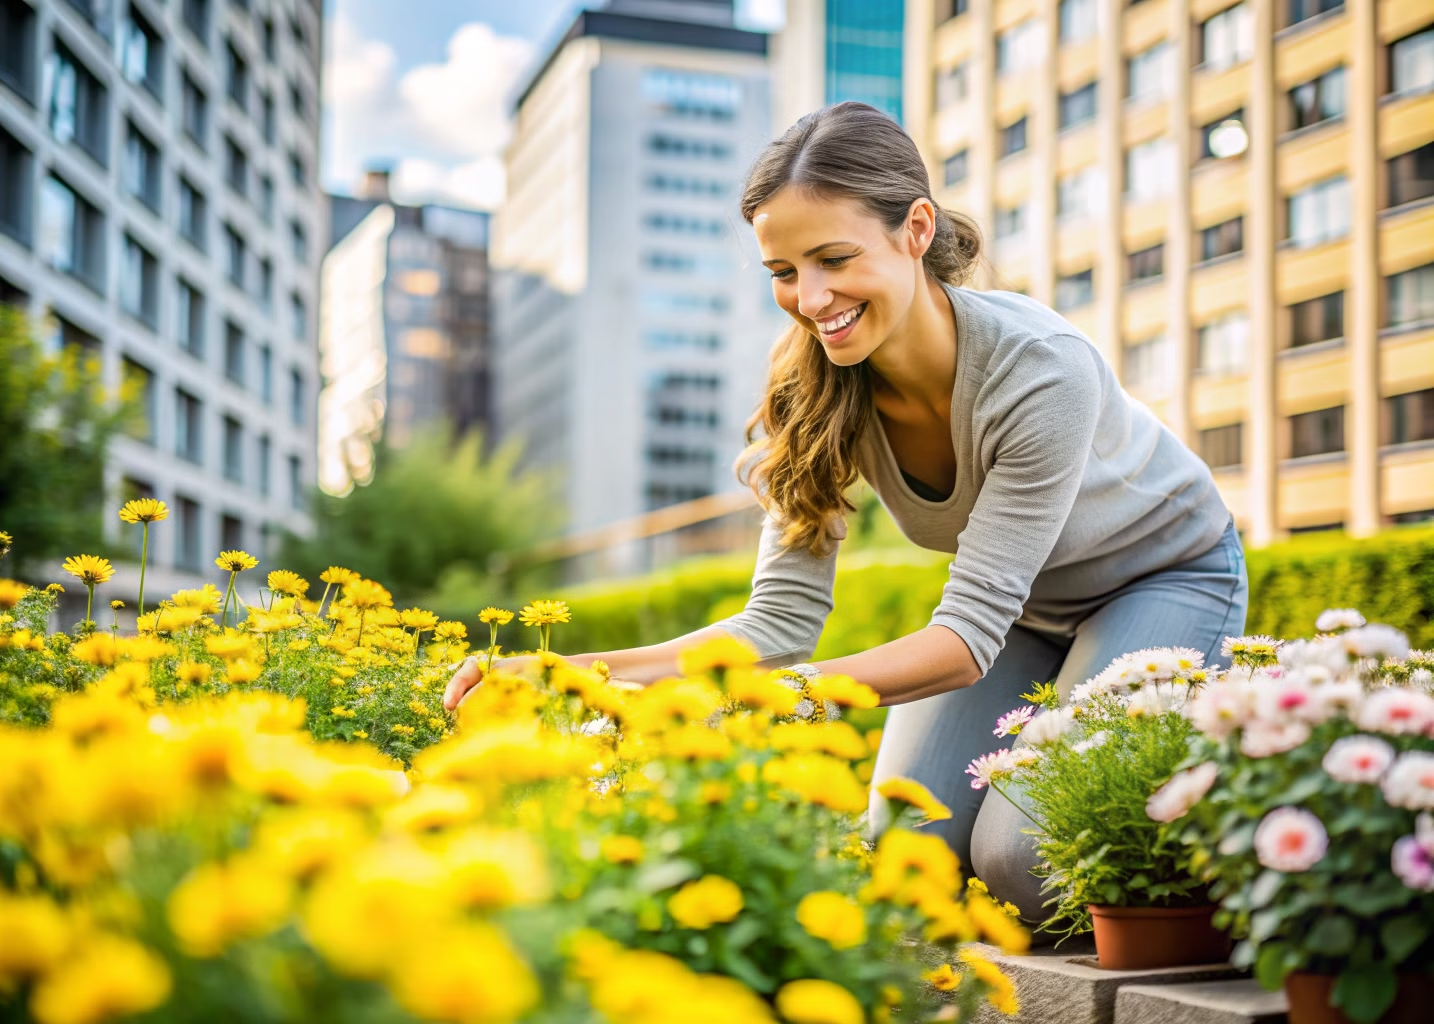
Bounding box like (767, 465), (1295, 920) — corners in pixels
(1114, 979), (1287, 1024)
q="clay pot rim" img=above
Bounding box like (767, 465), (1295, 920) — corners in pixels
(1088, 903), (1218, 920)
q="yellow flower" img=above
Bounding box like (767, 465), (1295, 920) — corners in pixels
(205, 629), (256, 661)
(795, 891), (867, 950)
(434, 621), (468, 641)
(29, 934), (171, 1024)
(0, 578), (28, 609)
(968, 892), (1030, 954)
(214, 550), (258, 573)
(601, 835), (644, 865)
(923, 963), (961, 992)
(0, 894), (72, 977)
(761, 754), (869, 813)
(676, 633), (759, 676)
(62, 554), (115, 586)
(479, 607), (514, 625)
(810, 673), (880, 709)
(319, 566), (359, 586)
(959, 948), (1020, 1015)
(775, 979), (864, 1024)
(399, 608), (439, 631)
(771, 721), (868, 760)
(862, 828), (961, 906)
(332, 706), (358, 719)
(109, 599), (125, 610)
(175, 661), (213, 685)
(266, 570), (309, 597)
(877, 777), (953, 822)
(392, 723), (414, 734)
(661, 724), (733, 760)
(167, 857), (293, 957)
(699, 781), (731, 804)
(71, 634), (119, 666)
(172, 585), (224, 614)
(225, 659), (263, 684)
(667, 875), (743, 929)
(518, 599), (570, 627)
(387, 923), (539, 1024)
(343, 579), (391, 609)
(0, 530), (11, 556)
(117, 498), (169, 524)
(725, 668), (801, 715)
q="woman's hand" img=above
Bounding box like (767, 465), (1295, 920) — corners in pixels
(442, 655), (539, 710)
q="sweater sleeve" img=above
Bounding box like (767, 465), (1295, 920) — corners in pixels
(711, 514), (840, 664)
(928, 337), (1103, 674)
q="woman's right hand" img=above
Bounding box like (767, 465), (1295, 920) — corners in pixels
(442, 655), (545, 710)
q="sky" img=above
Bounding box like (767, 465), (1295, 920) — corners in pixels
(320, 0), (584, 211)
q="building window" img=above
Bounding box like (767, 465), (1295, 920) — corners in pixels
(1055, 269), (1094, 311)
(257, 89), (277, 145)
(288, 454), (304, 510)
(175, 496), (202, 570)
(223, 224), (245, 288)
(181, 71), (208, 148)
(178, 280), (205, 357)
(942, 149), (969, 187)
(182, 0), (209, 45)
(645, 133), (732, 160)
(290, 293), (306, 340)
(288, 150), (307, 187)
(38, 175), (105, 291)
(1388, 143), (1434, 209)
(259, 344), (273, 404)
(261, 16), (275, 61)
(995, 19), (1042, 76)
(1289, 291), (1344, 347)
(258, 174), (275, 224)
(47, 44), (109, 165)
(1290, 405), (1345, 458)
(121, 358), (155, 444)
(179, 177), (207, 250)
(999, 117), (1028, 158)
(1058, 0), (1097, 44)
(1127, 42), (1172, 103)
(641, 69), (741, 122)
(257, 435), (272, 497)
(1123, 334), (1173, 396)
(1288, 0), (1342, 30)
(0, 0), (38, 102)
(1386, 263), (1434, 329)
(1289, 66), (1346, 131)
(223, 416), (243, 482)
(1199, 3), (1253, 72)
(1200, 217), (1244, 261)
(993, 203), (1026, 240)
(1389, 29), (1434, 96)
(258, 258), (273, 311)
(1127, 243), (1164, 283)
(1200, 110), (1249, 159)
(1288, 176), (1350, 247)
(120, 236), (159, 328)
(175, 389), (203, 464)
(1197, 312), (1251, 375)
(119, 5), (163, 100)
(1125, 137), (1174, 203)
(1057, 167), (1098, 220)
(935, 63), (968, 111)
(220, 514), (243, 552)
(124, 122), (162, 212)
(0, 126), (32, 246)
(224, 321), (245, 386)
(224, 135), (247, 197)
(225, 40), (248, 110)
(1199, 423), (1243, 469)
(1059, 82), (1097, 130)
(290, 219), (308, 263)
(288, 78), (309, 123)
(289, 368), (304, 426)
(1386, 389), (1434, 445)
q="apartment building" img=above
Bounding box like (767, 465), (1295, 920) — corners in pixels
(905, 0), (1434, 542)
(0, 0), (323, 594)
(771, 0), (906, 130)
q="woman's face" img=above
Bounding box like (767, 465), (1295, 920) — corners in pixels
(753, 189), (932, 367)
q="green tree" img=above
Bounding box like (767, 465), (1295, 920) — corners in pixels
(0, 306), (133, 576)
(281, 430), (558, 608)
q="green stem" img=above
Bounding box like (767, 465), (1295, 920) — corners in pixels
(989, 780), (1044, 828)
(356, 609), (366, 647)
(137, 523), (149, 615)
(317, 582), (332, 617)
(487, 623), (499, 671)
(84, 583), (94, 626)
(540, 623), (551, 653)
(221, 571), (236, 629)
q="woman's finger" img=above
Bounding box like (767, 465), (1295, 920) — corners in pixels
(442, 657), (483, 710)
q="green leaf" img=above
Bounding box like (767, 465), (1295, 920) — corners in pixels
(1250, 908), (1285, 944)
(724, 916), (764, 952)
(1255, 941), (1293, 990)
(1249, 869), (1284, 910)
(1380, 915), (1429, 964)
(1306, 915), (1356, 956)
(1331, 962), (1397, 1024)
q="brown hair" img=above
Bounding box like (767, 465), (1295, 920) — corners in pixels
(737, 102), (983, 553)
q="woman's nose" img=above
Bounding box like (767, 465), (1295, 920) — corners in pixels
(796, 274), (832, 320)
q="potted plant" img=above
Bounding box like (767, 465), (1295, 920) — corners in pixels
(1155, 613), (1434, 1023)
(973, 651), (1231, 969)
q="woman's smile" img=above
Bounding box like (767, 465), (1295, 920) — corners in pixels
(813, 302), (868, 345)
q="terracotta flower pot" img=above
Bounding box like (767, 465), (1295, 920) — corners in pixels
(1284, 972), (1434, 1024)
(1087, 903), (1232, 971)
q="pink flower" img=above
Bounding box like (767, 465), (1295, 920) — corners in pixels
(1391, 813), (1434, 892)
(965, 749), (1014, 791)
(1239, 720), (1312, 758)
(1355, 688), (1434, 737)
(1381, 751), (1434, 810)
(1254, 807), (1328, 872)
(1187, 681), (1258, 740)
(1146, 762), (1220, 823)
(1322, 735), (1395, 784)
(993, 705), (1037, 737)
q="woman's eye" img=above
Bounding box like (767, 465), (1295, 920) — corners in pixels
(824, 256), (853, 267)
(770, 268), (795, 280)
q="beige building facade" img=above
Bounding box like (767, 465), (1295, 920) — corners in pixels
(906, 0), (1434, 544)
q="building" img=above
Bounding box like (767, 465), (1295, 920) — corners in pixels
(771, 0), (907, 131)
(491, 0), (788, 566)
(318, 170), (491, 495)
(905, 0), (1434, 543)
(0, 0), (325, 595)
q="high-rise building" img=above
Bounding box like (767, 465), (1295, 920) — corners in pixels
(906, 0), (1434, 543)
(491, 0), (787, 557)
(771, 0), (906, 130)
(0, 0), (325, 591)
(318, 170), (491, 495)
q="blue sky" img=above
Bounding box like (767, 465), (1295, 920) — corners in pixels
(320, 0), (583, 209)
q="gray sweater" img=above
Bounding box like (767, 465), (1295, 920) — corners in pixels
(716, 284), (1231, 675)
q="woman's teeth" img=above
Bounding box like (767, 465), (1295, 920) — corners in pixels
(817, 303), (866, 335)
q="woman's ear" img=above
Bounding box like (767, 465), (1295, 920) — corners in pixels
(905, 197), (937, 260)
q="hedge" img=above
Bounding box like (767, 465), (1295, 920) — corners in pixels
(553, 524), (1434, 658)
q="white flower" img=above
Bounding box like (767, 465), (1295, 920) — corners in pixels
(1128, 648), (1184, 682)
(1355, 688), (1434, 736)
(1126, 683), (1185, 718)
(1071, 730), (1110, 754)
(1187, 680), (1258, 740)
(1254, 806), (1328, 872)
(1080, 655), (1143, 698)
(1146, 762), (1220, 823)
(1021, 707), (1076, 746)
(1382, 751), (1434, 810)
(1322, 735), (1396, 784)
(1391, 813), (1434, 891)
(1170, 647), (1207, 673)
(1011, 747), (1043, 768)
(1222, 635), (1284, 661)
(1412, 668), (1434, 692)
(1239, 720), (1312, 758)
(965, 749), (1015, 791)
(1342, 625), (1410, 662)
(1316, 609), (1366, 633)
(993, 704), (1037, 737)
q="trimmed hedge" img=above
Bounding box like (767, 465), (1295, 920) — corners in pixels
(554, 525), (1434, 657)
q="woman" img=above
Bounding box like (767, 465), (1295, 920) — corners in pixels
(445, 102), (1248, 920)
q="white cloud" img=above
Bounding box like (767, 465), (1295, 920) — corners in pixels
(391, 156), (507, 211)
(398, 24), (533, 158)
(325, 14), (397, 105)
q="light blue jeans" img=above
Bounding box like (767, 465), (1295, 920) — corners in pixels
(868, 521), (1248, 927)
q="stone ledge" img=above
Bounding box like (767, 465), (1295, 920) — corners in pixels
(1115, 979), (1288, 1024)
